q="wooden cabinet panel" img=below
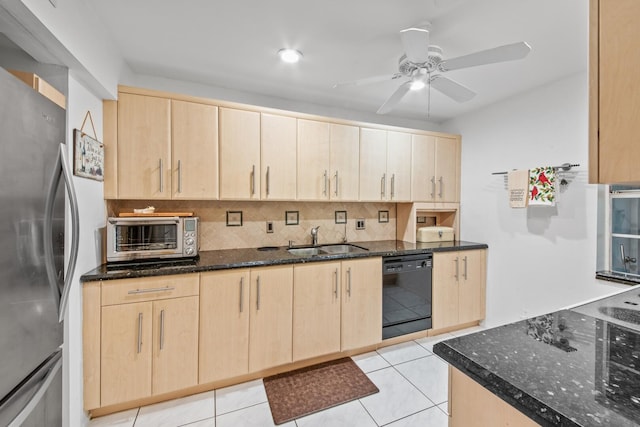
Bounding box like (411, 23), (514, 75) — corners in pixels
(432, 251), (460, 330)
(171, 100), (218, 199)
(101, 302), (153, 406)
(101, 274), (199, 306)
(359, 127), (387, 201)
(458, 250), (487, 324)
(435, 137), (460, 203)
(341, 258), (382, 351)
(152, 296), (199, 395)
(262, 113), (297, 200)
(219, 107), (261, 199)
(293, 262), (342, 361)
(117, 93), (171, 199)
(329, 123), (359, 201)
(199, 269), (250, 383)
(387, 131), (412, 201)
(249, 265), (293, 372)
(412, 134), (437, 202)
(297, 119), (331, 200)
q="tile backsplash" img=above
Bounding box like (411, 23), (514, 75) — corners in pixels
(109, 200), (397, 251)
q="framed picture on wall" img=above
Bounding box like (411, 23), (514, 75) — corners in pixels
(73, 129), (104, 181)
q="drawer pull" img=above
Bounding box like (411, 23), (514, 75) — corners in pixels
(127, 286), (175, 295)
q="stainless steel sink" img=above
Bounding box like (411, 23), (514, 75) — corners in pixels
(287, 243), (368, 257)
(318, 244), (368, 254)
(287, 247), (321, 256)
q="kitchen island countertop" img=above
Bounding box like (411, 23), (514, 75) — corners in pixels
(81, 239), (487, 282)
(434, 285), (640, 426)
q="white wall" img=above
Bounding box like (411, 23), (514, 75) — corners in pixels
(441, 72), (624, 327)
(64, 76), (105, 427)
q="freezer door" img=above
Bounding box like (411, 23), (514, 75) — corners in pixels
(0, 67), (65, 401)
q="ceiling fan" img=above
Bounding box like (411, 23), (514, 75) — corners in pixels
(334, 25), (532, 115)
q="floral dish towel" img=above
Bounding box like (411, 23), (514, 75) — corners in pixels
(529, 166), (556, 206)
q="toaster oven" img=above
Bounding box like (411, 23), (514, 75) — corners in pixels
(106, 216), (199, 262)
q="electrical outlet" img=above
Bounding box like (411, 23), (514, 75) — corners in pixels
(356, 219), (365, 230)
(266, 221), (274, 233)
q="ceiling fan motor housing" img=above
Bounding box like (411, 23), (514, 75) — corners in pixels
(398, 45), (443, 76)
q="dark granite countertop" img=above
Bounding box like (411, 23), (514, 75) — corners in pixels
(80, 239), (487, 282)
(434, 285), (640, 427)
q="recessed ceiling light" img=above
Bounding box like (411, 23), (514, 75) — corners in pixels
(410, 80), (426, 91)
(278, 48), (303, 64)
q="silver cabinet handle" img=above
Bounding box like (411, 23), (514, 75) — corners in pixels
(430, 176), (436, 198)
(137, 312), (143, 354)
(239, 277), (244, 313)
(454, 257), (459, 281)
(256, 276), (261, 310)
(334, 171), (339, 197)
(323, 170), (328, 196)
(334, 269), (339, 299)
(391, 174), (395, 200)
(266, 166), (270, 197)
(251, 165), (256, 196)
(127, 286), (175, 295)
(177, 160), (182, 193)
(463, 256), (468, 280)
(159, 158), (164, 193)
(347, 267), (352, 297)
(438, 176), (443, 198)
(381, 173), (386, 198)
(159, 309), (165, 351)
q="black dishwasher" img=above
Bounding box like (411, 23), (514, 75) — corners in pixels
(382, 253), (433, 339)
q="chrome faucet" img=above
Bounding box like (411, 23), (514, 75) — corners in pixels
(311, 226), (320, 246)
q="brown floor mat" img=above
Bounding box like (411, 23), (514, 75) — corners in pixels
(263, 357), (379, 425)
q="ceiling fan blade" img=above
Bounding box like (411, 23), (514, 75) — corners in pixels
(439, 41), (531, 72)
(430, 75), (476, 102)
(333, 73), (404, 88)
(377, 81), (412, 114)
(400, 27), (430, 64)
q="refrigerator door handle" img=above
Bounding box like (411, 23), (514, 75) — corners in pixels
(44, 143), (80, 323)
(6, 350), (62, 427)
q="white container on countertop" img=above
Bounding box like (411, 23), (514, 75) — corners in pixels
(416, 226), (454, 243)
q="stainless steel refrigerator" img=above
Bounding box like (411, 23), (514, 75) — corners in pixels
(0, 67), (79, 426)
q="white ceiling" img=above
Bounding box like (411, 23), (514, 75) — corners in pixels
(89, 0), (588, 123)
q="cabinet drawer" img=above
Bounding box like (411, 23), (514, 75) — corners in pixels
(101, 274), (199, 306)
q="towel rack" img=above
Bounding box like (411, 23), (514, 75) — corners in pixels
(491, 163), (580, 175)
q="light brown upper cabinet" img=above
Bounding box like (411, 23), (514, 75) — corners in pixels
(219, 107), (261, 199)
(171, 100), (218, 199)
(117, 93), (171, 199)
(360, 128), (412, 201)
(412, 135), (460, 203)
(589, 0), (640, 184)
(261, 113), (297, 200)
(115, 93), (218, 200)
(298, 120), (360, 201)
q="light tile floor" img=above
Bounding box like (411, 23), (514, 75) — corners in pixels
(89, 326), (482, 427)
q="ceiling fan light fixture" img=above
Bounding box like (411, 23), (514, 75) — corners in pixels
(410, 80), (426, 91)
(278, 48), (303, 63)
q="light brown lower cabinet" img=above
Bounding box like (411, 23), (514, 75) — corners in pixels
(449, 366), (539, 427)
(199, 265), (293, 383)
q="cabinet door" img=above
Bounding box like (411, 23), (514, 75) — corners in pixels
(117, 93), (171, 199)
(152, 296), (199, 395)
(249, 265), (293, 372)
(297, 119), (330, 200)
(262, 113), (297, 200)
(387, 131), (412, 201)
(199, 269), (250, 383)
(341, 258), (382, 351)
(293, 262), (342, 361)
(172, 100), (218, 199)
(432, 252), (460, 330)
(458, 250), (486, 324)
(411, 134), (436, 202)
(435, 137), (460, 203)
(101, 302), (152, 406)
(598, 0), (640, 183)
(329, 123), (359, 201)
(359, 128), (387, 201)
(219, 108), (261, 199)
